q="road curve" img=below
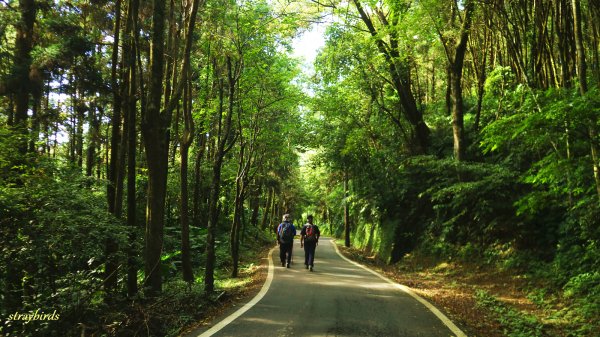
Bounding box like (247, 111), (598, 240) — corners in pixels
(189, 238), (466, 337)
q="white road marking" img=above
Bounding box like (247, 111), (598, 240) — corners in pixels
(331, 240), (468, 337)
(194, 247), (276, 337)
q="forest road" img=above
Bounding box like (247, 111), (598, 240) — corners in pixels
(187, 238), (466, 337)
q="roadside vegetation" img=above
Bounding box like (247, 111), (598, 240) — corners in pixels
(337, 243), (596, 337)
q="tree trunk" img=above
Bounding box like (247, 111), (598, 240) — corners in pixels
(76, 90), (85, 168)
(126, 0), (140, 297)
(140, 0), (201, 294)
(205, 56), (237, 292)
(205, 148), (223, 292)
(445, 68), (452, 116)
(108, 0), (123, 213)
(269, 189), (278, 234)
(193, 133), (207, 227)
(86, 104), (100, 176)
(28, 66), (43, 154)
(180, 78), (194, 284)
(450, 0), (475, 162)
(352, 0), (429, 154)
(12, 0), (37, 155)
(260, 186), (272, 230)
(230, 144), (245, 278)
(344, 168), (351, 247)
(141, 0), (168, 295)
(105, 0), (123, 298)
(571, 0), (600, 200)
(250, 183), (261, 227)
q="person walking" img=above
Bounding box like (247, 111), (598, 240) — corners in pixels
(277, 214), (296, 268)
(300, 215), (320, 271)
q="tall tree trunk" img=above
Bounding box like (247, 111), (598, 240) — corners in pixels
(193, 43), (211, 227)
(12, 0), (36, 155)
(28, 67), (43, 154)
(180, 78), (195, 284)
(250, 183), (261, 227)
(344, 168), (351, 247)
(193, 132), (207, 226)
(470, 24), (489, 133)
(86, 104), (100, 176)
(108, 0), (123, 213)
(205, 56), (237, 293)
(140, 0), (201, 294)
(177, 0), (204, 284)
(3, 2), (34, 301)
(141, 0), (168, 295)
(590, 3), (600, 86)
(103, 0), (123, 298)
(571, 0), (600, 200)
(76, 92), (85, 169)
(204, 136), (224, 292)
(269, 188), (277, 233)
(260, 185), (272, 230)
(450, 0), (475, 162)
(85, 32), (101, 175)
(445, 68), (452, 116)
(126, 0), (140, 297)
(230, 143), (245, 278)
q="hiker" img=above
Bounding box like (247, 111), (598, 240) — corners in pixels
(277, 214), (296, 268)
(300, 214), (320, 271)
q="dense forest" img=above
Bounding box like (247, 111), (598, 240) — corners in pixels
(1, 0), (598, 336)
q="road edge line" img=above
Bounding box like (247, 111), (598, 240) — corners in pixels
(331, 240), (468, 337)
(196, 247), (276, 337)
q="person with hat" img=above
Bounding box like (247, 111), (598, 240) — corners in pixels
(277, 214), (296, 268)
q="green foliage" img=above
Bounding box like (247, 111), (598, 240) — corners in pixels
(562, 272), (600, 334)
(0, 127), (27, 180)
(476, 289), (545, 337)
(0, 157), (128, 336)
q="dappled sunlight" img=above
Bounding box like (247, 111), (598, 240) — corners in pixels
(358, 282), (393, 290)
(314, 280), (349, 287)
(367, 294), (394, 299)
(240, 317), (287, 326)
(319, 272), (367, 279)
(329, 266), (358, 272)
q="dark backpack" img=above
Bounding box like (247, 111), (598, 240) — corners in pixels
(280, 222), (294, 244)
(305, 225), (317, 243)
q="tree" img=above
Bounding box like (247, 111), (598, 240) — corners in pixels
(11, 0), (37, 154)
(351, 0), (430, 154)
(436, 0), (475, 161)
(571, 0), (600, 200)
(204, 55), (238, 292)
(141, 0), (202, 294)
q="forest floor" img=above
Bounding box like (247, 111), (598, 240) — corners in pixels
(336, 244), (578, 337)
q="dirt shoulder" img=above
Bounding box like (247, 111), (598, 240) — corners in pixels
(336, 244), (574, 337)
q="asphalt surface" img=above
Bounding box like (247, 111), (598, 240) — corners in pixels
(191, 238), (463, 337)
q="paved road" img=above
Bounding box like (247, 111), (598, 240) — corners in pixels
(191, 238), (464, 337)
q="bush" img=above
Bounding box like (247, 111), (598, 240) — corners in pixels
(0, 157), (128, 337)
